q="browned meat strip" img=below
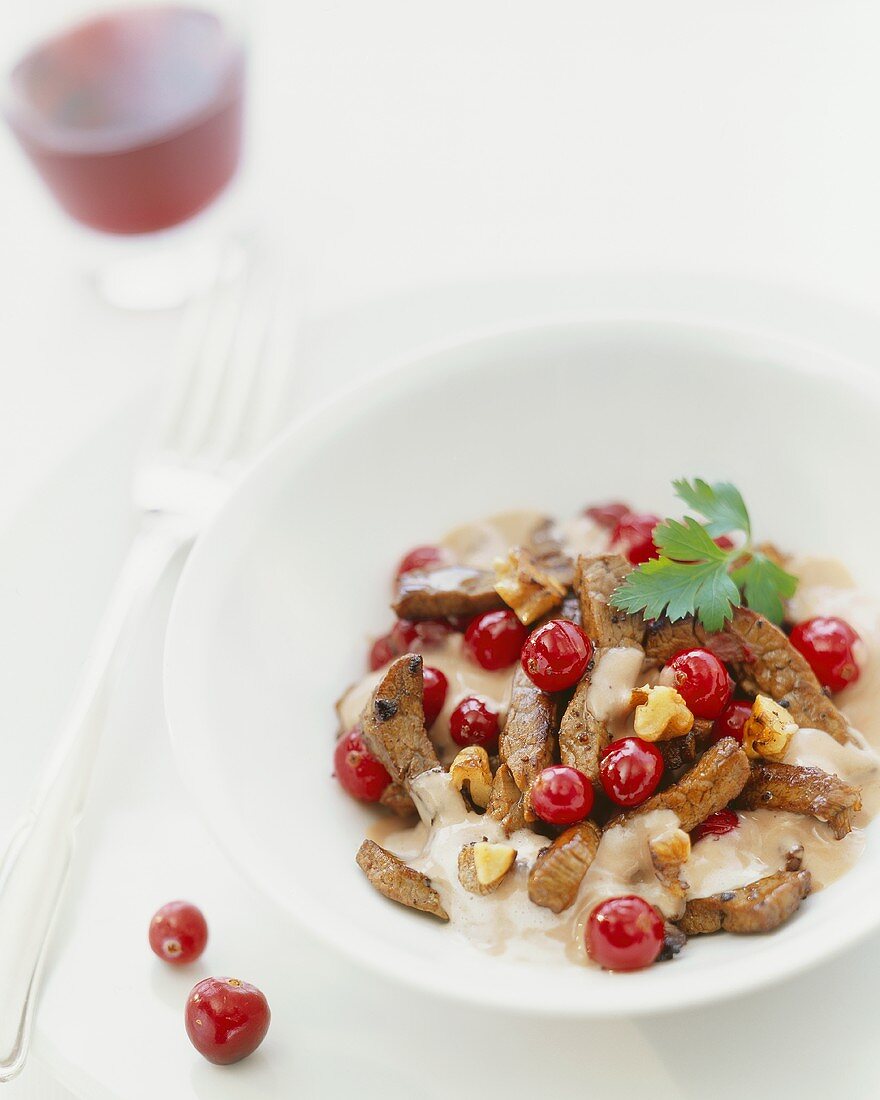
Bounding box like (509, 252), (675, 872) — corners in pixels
(612, 737), (750, 833)
(558, 678), (609, 790)
(356, 840), (448, 920)
(485, 764), (527, 834)
(499, 666), (556, 800)
(527, 520), (576, 587)
(679, 870), (811, 935)
(379, 782), (416, 817)
(359, 655), (439, 787)
(657, 730), (699, 772)
(735, 760), (863, 840)
(658, 922), (687, 961)
(646, 608), (850, 744)
(576, 554), (645, 649)
(528, 822), (602, 913)
(393, 565), (504, 619)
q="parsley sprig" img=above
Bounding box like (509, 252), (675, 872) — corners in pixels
(610, 478), (798, 631)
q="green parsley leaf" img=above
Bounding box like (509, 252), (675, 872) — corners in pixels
(732, 553), (799, 625)
(672, 478), (751, 538)
(611, 557), (739, 630)
(653, 517), (728, 563)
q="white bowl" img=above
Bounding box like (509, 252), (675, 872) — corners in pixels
(164, 315), (880, 1016)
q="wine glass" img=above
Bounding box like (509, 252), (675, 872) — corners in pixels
(2, 1), (246, 308)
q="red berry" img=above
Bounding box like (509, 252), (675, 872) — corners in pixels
(464, 609), (528, 670)
(449, 697), (499, 748)
(149, 901), (208, 965)
(520, 619), (593, 692)
(585, 501), (630, 529)
(789, 616), (861, 693)
(714, 535), (735, 551)
(692, 809), (740, 842)
(396, 545), (446, 579)
(368, 618), (452, 670)
(422, 666), (448, 727)
(530, 765), (594, 825)
(611, 512), (661, 565)
(334, 728), (391, 802)
(599, 737), (664, 807)
(185, 977), (270, 1065)
(667, 648), (731, 719)
(586, 896), (664, 971)
(711, 699), (753, 744)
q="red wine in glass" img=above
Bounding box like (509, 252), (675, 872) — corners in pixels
(5, 5), (244, 235)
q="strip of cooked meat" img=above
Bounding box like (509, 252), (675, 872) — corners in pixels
(558, 677), (609, 789)
(498, 665), (556, 800)
(648, 826), (690, 900)
(356, 840), (448, 920)
(658, 922), (687, 961)
(657, 730), (699, 772)
(528, 821), (601, 913)
(611, 737), (751, 833)
(735, 760), (863, 840)
(379, 782), (416, 817)
(485, 763), (527, 834)
(393, 565), (504, 619)
(646, 608), (850, 744)
(527, 520), (576, 587)
(576, 553), (646, 649)
(359, 654), (439, 787)
(678, 870), (811, 935)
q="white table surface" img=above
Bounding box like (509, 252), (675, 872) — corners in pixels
(3, 1), (880, 1097)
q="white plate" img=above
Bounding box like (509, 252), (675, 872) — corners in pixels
(165, 314), (880, 1016)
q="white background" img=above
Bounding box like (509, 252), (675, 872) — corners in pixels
(2, 1), (880, 1097)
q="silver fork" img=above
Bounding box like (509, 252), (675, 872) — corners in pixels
(0, 241), (295, 1081)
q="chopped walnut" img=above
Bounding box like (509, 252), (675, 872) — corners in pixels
(631, 685), (695, 742)
(493, 547), (567, 625)
(458, 842), (517, 894)
(743, 695), (798, 761)
(450, 746), (494, 809)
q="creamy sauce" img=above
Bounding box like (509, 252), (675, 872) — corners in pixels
(354, 530), (880, 966)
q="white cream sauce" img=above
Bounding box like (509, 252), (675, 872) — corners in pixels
(356, 532), (880, 966)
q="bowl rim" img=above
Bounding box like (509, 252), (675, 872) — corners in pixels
(164, 305), (880, 1017)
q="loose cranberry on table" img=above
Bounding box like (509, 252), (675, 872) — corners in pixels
(395, 544), (447, 579)
(149, 901), (208, 965)
(520, 619), (593, 692)
(449, 696), (499, 748)
(599, 737), (664, 808)
(368, 617), (452, 671)
(666, 647), (731, 719)
(464, 609), (528, 670)
(789, 616), (861, 693)
(584, 501), (631, 529)
(334, 728), (391, 802)
(185, 977), (271, 1065)
(586, 895), (665, 971)
(422, 666), (448, 727)
(692, 809), (740, 842)
(530, 765), (594, 825)
(710, 699), (753, 744)
(611, 512), (662, 566)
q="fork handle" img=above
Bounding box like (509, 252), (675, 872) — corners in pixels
(0, 519), (190, 1081)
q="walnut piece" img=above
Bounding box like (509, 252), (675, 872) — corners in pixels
(631, 685), (695, 742)
(648, 826), (691, 899)
(493, 547), (567, 625)
(458, 842), (517, 894)
(743, 694), (798, 761)
(450, 746), (494, 809)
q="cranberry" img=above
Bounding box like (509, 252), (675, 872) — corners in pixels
(521, 619), (593, 692)
(530, 765), (594, 825)
(667, 648), (731, 719)
(395, 544), (446, 579)
(692, 809), (740, 842)
(586, 896), (664, 971)
(611, 512), (661, 565)
(148, 901), (208, 965)
(334, 728), (391, 802)
(422, 666), (448, 727)
(185, 977), (271, 1065)
(464, 609), (528, 670)
(599, 737), (664, 808)
(449, 697), (499, 748)
(790, 616), (861, 693)
(368, 617), (452, 670)
(711, 699), (753, 744)
(585, 501), (631, 529)
(714, 535), (735, 551)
